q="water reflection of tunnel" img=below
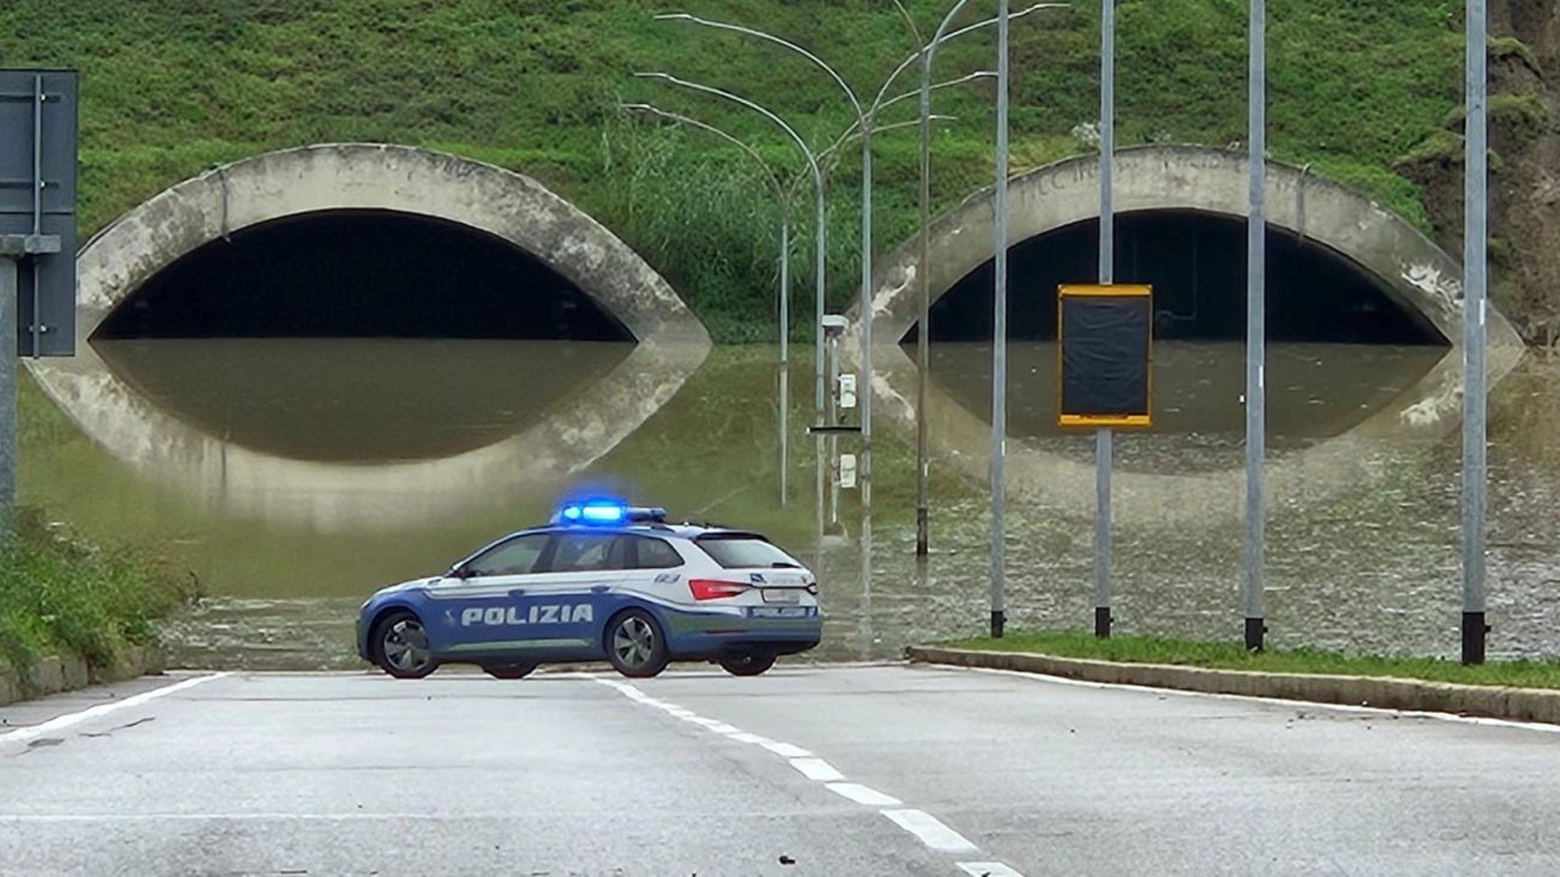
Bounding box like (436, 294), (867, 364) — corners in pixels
(905, 210), (1448, 346)
(93, 209), (635, 341)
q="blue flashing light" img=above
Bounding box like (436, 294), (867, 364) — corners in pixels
(554, 499), (667, 526)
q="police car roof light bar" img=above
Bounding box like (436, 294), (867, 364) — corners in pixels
(554, 500), (667, 526)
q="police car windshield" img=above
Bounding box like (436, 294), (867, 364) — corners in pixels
(693, 534), (801, 570)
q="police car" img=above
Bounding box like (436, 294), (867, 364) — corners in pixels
(355, 500), (823, 679)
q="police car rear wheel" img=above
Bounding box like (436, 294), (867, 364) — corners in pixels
(718, 652), (777, 677)
(375, 610), (437, 679)
(606, 609), (669, 678)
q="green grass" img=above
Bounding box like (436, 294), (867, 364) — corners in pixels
(1, 0), (1468, 340)
(947, 630), (1560, 690)
(0, 506), (196, 689)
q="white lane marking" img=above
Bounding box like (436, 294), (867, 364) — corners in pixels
(882, 809), (980, 854)
(760, 740), (812, 758)
(789, 757), (845, 782)
(953, 665), (1560, 735)
(592, 676), (998, 859)
(825, 782), (902, 806)
(0, 673), (228, 744)
(957, 862), (1026, 877)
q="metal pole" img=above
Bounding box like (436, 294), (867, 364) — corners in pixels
(991, 0), (1011, 639)
(860, 127), (874, 625)
(779, 209), (790, 506)
(1243, 0), (1267, 652)
(917, 0), (977, 560)
(815, 175), (828, 543)
(1094, 0), (1116, 639)
(0, 257), (17, 512)
(1462, 0), (1488, 666)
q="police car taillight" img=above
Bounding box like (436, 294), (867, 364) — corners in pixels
(688, 579), (751, 601)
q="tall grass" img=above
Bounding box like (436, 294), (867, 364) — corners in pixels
(0, 0), (1466, 340)
(0, 507), (195, 683)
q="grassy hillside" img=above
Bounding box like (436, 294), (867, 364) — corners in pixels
(1, 0), (1463, 341)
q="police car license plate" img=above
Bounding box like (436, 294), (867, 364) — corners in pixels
(749, 606), (812, 618)
(761, 588), (801, 604)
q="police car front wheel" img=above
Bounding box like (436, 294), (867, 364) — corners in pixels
(605, 609), (670, 678)
(375, 609), (438, 679)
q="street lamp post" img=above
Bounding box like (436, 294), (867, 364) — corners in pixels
(634, 73), (829, 530)
(911, 2), (1066, 577)
(618, 104), (795, 507)
(653, 13), (878, 609)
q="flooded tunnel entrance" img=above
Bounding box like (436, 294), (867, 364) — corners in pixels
(903, 210), (1451, 460)
(910, 210), (1447, 345)
(90, 209), (639, 463)
(93, 210), (635, 341)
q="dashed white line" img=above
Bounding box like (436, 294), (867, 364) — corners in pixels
(882, 809), (980, 854)
(759, 740), (812, 758)
(788, 757), (845, 782)
(0, 673), (228, 745)
(957, 862), (1027, 877)
(593, 675), (1018, 870)
(825, 782), (902, 806)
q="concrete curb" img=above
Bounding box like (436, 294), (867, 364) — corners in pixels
(906, 646), (1560, 726)
(0, 645), (167, 708)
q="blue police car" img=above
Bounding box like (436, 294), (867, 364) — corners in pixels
(355, 500), (823, 679)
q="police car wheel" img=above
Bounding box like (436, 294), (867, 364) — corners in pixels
(605, 609), (669, 678)
(718, 652), (777, 677)
(375, 610), (437, 679)
(481, 661), (537, 680)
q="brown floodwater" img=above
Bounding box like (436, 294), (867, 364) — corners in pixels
(19, 338), (1560, 670)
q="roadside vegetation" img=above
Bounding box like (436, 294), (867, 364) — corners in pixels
(0, 0), (1464, 341)
(0, 507), (194, 688)
(949, 631), (1560, 689)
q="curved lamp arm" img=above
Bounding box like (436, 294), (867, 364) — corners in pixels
(873, 2), (1069, 111)
(632, 72), (825, 195)
(618, 102), (788, 205)
(654, 14), (865, 120)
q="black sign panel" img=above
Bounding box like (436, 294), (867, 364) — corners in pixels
(1058, 284), (1152, 427)
(1, 69), (78, 357)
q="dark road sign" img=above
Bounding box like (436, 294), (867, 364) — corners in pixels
(1, 69), (78, 357)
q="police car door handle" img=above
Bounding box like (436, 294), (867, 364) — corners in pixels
(508, 589), (526, 598)
(590, 585), (609, 594)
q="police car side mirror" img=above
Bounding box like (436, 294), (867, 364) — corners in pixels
(449, 565), (471, 580)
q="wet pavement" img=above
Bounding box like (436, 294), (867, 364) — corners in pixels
(2, 666), (1557, 876)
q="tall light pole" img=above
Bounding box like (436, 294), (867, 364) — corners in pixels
(896, 0), (1067, 558)
(1461, 0), (1488, 666)
(1095, 0), (1115, 639)
(991, 0), (1012, 639)
(1243, 0), (1267, 652)
(633, 73), (829, 529)
(618, 104), (795, 507)
(653, 13), (877, 605)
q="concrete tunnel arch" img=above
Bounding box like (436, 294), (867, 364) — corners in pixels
(852, 145), (1526, 527)
(25, 144), (712, 532)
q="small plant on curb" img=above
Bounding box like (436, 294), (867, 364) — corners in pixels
(939, 630), (1560, 691)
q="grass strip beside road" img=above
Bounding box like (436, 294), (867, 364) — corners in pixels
(946, 631), (1560, 691)
(0, 507), (194, 691)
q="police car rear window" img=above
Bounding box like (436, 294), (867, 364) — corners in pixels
(693, 534), (802, 569)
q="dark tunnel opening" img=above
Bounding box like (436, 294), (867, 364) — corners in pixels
(903, 210), (1448, 346)
(92, 210), (636, 341)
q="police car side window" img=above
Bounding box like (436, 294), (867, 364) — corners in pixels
(631, 536), (684, 569)
(546, 533), (621, 573)
(465, 533), (549, 577)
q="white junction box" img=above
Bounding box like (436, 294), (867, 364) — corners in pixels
(837, 373), (858, 409)
(838, 453), (858, 489)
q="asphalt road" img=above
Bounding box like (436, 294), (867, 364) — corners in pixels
(2, 664), (1557, 876)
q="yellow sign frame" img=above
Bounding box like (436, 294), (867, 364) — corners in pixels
(1057, 283), (1154, 428)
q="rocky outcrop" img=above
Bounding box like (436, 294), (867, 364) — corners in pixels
(1397, 2), (1560, 346)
